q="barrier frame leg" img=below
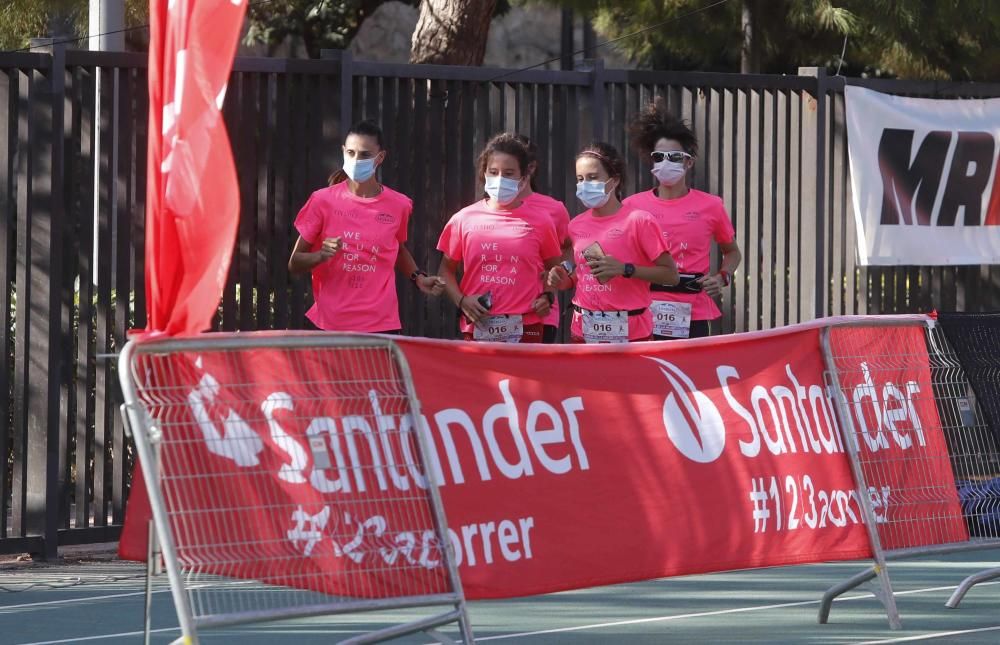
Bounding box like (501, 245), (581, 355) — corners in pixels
(818, 565), (876, 624)
(820, 326), (902, 630)
(946, 567), (1000, 608)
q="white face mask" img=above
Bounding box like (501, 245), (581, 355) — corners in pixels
(576, 179), (612, 209)
(343, 156), (377, 183)
(652, 159), (687, 186)
(485, 175), (522, 205)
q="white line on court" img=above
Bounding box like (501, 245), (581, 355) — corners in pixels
(11, 580), (1000, 644)
(468, 580), (1000, 642)
(854, 624), (1000, 644)
(0, 588), (172, 611)
(1, 579), (255, 611)
(15, 626), (179, 645)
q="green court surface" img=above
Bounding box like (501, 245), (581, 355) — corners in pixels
(1, 548), (998, 644)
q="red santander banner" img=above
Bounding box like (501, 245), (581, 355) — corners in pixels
(120, 318), (967, 599)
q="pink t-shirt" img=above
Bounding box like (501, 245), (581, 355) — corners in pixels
(437, 199), (561, 333)
(623, 188), (735, 320)
(524, 193), (571, 328)
(294, 182), (412, 332)
(568, 205), (671, 340)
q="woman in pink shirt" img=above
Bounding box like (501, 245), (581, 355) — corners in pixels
(546, 142), (679, 344)
(624, 98), (743, 340)
(515, 134), (572, 343)
(437, 133), (562, 343)
(288, 120), (444, 333)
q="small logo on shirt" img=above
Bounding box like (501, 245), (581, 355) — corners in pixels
(607, 228), (625, 239)
(348, 275), (366, 289)
(376, 212), (395, 225)
(684, 211), (700, 221)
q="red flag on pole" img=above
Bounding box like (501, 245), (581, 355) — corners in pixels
(120, 0), (247, 560)
(144, 0), (247, 336)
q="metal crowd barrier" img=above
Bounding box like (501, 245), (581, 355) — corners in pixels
(118, 333), (474, 644)
(818, 318), (1000, 629)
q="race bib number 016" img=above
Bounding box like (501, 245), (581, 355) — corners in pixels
(651, 301), (692, 338)
(582, 310), (628, 344)
(473, 314), (524, 343)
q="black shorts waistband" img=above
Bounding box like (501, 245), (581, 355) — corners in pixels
(652, 273), (704, 293)
(572, 304), (646, 316)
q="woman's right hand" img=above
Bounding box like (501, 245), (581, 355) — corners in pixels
(546, 265), (569, 289)
(459, 294), (490, 324)
(319, 236), (342, 260)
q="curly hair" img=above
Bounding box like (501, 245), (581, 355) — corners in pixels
(477, 132), (531, 179)
(576, 142), (626, 199)
(627, 96), (698, 160)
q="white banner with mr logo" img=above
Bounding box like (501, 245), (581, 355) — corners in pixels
(845, 86), (1000, 266)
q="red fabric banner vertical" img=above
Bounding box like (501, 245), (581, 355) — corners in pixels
(121, 0), (248, 560)
(144, 0), (246, 336)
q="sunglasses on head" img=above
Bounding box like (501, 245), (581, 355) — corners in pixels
(650, 150), (691, 163)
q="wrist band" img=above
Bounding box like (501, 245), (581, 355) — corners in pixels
(458, 295), (466, 309)
(410, 269), (428, 283)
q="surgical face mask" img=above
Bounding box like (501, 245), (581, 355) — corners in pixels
(652, 159), (687, 186)
(485, 174), (522, 205)
(576, 179), (612, 209)
(343, 156), (377, 183)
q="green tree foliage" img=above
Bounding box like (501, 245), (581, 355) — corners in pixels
(1, 0), (149, 52)
(1, 0), (74, 51)
(243, 0), (510, 59)
(545, 0), (1000, 80)
(244, 0), (417, 58)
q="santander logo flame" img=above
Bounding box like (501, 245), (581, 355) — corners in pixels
(646, 357), (726, 463)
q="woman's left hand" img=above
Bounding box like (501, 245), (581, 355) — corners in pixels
(587, 256), (625, 282)
(531, 294), (553, 317)
(416, 275), (446, 296)
(697, 273), (725, 298)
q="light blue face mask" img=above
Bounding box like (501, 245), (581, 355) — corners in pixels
(343, 156), (377, 183)
(485, 174), (523, 205)
(576, 179), (611, 209)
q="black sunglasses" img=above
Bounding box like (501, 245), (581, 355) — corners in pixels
(650, 150), (691, 163)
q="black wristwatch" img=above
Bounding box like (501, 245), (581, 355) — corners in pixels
(410, 269), (428, 283)
(623, 263), (636, 278)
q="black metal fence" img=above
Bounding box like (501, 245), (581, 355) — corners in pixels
(2, 44), (1000, 557)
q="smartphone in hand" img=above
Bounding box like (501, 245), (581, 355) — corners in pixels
(582, 241), (611, 284)
(582, 241), (606, 261)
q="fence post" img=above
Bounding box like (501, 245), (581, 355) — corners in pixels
(23, 39), (67, 560)
(576, 58), (605, 142)
(320, 48), (353, 137)
(798, 66), (828, 321)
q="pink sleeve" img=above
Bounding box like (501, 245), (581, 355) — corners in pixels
(555, 204), (571, 243)
(712, 199), (736, 244)
(397, 198), (412, 244)
(294, 194), (323, 245)
(636, 213), (671, 262)
(538, 219), (561, 260)
(436, 214), (463, 261)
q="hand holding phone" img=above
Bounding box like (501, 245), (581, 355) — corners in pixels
(582, 241), (605, 261)
(583, 241), (613, 284)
